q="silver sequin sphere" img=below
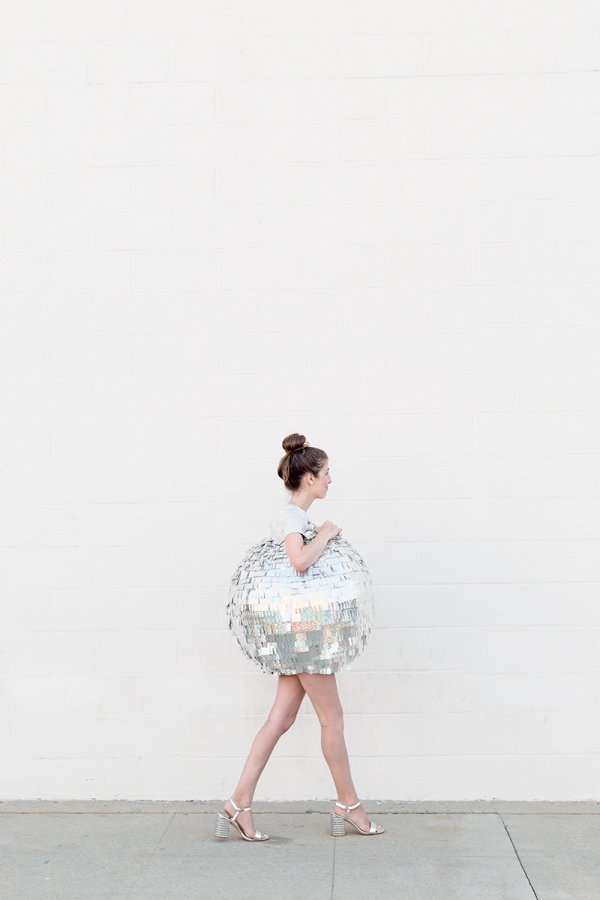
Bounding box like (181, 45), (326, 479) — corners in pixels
(227, 532), (374, 675)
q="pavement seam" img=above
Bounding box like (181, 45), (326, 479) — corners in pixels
(330, 831), (336, 900)
(1, 802), (599, 815)
(500, 815), (539, 900)
(122, 811), (175, 900)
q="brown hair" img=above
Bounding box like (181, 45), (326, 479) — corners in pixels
(277, 433), (328, 492)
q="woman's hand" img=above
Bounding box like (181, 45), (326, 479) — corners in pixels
(318, 520), (342, 539)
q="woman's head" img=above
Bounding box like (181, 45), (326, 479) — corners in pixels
(277, 433), (329, 494)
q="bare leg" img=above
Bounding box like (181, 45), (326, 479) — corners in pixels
(225, 674), (305, 837)
(297, 673), (374, 832)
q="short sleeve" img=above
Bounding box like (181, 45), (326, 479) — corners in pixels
(269, 504), (311, 542)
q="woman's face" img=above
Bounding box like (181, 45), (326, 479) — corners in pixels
(313, 459), (331, 499)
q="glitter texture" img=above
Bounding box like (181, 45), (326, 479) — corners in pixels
(227, 530), (374, 675)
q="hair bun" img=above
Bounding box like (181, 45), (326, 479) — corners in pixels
(282, 433), (307, 455)
(277, 434), (327, 491)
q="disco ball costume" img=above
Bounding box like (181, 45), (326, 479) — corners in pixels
(227, 504), (374, 675)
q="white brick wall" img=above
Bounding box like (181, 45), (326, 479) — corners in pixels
(1, 2), (599, 801)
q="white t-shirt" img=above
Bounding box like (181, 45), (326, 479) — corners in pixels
(269, 503), (314, 543)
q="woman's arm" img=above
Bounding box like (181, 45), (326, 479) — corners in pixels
(284, 521), (342, 573)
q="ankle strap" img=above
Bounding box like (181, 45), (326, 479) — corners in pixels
(335, 800), (361, 811)
(228, 798), (252, 818)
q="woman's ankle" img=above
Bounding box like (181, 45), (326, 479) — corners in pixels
(229, 794), (253, 809)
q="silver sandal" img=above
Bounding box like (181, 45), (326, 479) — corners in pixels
(331, 800), (384, 836)
(214, 798), (269, 842)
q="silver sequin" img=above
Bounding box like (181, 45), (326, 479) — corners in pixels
(227, 531), (374, 675)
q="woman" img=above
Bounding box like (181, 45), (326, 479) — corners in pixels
(216, 433), (383, 842)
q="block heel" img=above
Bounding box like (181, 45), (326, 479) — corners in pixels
(331, 813), (347, 836)
(214, 813), (231, 839)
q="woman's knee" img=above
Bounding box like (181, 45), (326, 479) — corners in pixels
(319, 706), (344, 732)
(281, 711), (298, 733)
(268, 709), (298, 735)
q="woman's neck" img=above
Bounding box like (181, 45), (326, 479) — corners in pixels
(289, 492), (314, 513)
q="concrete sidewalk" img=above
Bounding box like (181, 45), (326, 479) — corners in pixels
(0, 801), (598, 900)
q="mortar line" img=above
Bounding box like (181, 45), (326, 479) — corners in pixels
(500, 815), (539, 900)
(123, 811), (175, 900)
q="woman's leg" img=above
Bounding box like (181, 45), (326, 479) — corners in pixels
(297, 673), (372, 832)
(225, 674), (305, 837)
